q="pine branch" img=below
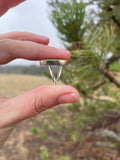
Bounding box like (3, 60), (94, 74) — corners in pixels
(105, 56), (120, 69)
(80, 88), (113, 102)
(112, 16), (120, 28)
(100, 67), (120, 87)
(90, 79), (106, 88)
(91, 111), (120, 130)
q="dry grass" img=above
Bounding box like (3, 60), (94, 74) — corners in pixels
(0, 74), (52, 97)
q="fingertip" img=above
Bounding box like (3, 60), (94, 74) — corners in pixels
(36, 35), (49, 45)
(58, 93), (79, 104)
(57, 49), (71, 60)
(46, 85), (80, 101)
(65, 50), (71, 60)
(58, 85), (80, 99)
(42, 36), (49, 45)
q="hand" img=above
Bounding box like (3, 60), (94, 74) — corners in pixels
(0, 0), (79, 148)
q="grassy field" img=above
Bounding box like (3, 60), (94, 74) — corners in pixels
(0, 74), (52, 97)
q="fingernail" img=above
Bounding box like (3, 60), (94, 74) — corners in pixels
(59, 49), (71, 55)
(40, 35), (49, 40)
(58, 93), (79, 104)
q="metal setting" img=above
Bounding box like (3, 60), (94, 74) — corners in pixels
(40, 59), (66, 84)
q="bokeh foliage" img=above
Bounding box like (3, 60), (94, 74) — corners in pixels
(31, 0), (120, 158)
(48, 0), (119, 92)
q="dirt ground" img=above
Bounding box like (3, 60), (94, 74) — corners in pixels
(1, 111), (120, 160)
(0, 74), (120, 160)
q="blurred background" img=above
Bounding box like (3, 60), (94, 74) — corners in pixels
(1, 0), (120, 160)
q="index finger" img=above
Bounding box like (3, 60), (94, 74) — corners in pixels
(0, 0), (25, 16)
(0, 39), (71, 64)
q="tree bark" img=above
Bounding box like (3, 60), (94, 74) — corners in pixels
(100, 67), (120, 87)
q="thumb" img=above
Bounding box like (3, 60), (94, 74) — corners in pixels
(0, 85), (79, 126)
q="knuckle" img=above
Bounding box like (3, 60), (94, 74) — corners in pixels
(0, 38), (14, 64)
(0, 38), (10, 51)
(33, 96), (48, 114)
(0, 38), (10, 45)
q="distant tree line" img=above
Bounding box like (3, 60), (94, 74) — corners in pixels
(0, 65), (48, 76)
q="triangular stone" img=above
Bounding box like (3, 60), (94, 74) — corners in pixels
(48, 65), (62, 84)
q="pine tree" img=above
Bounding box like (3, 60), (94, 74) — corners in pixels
(48, 0), (86, 43)
(48, 0), (120, 96)
(88, 0), (120, 66)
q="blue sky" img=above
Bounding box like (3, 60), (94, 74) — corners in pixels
(0, 0), (63, 66)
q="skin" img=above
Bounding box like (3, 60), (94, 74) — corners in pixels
(0, 0), (80, 147)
